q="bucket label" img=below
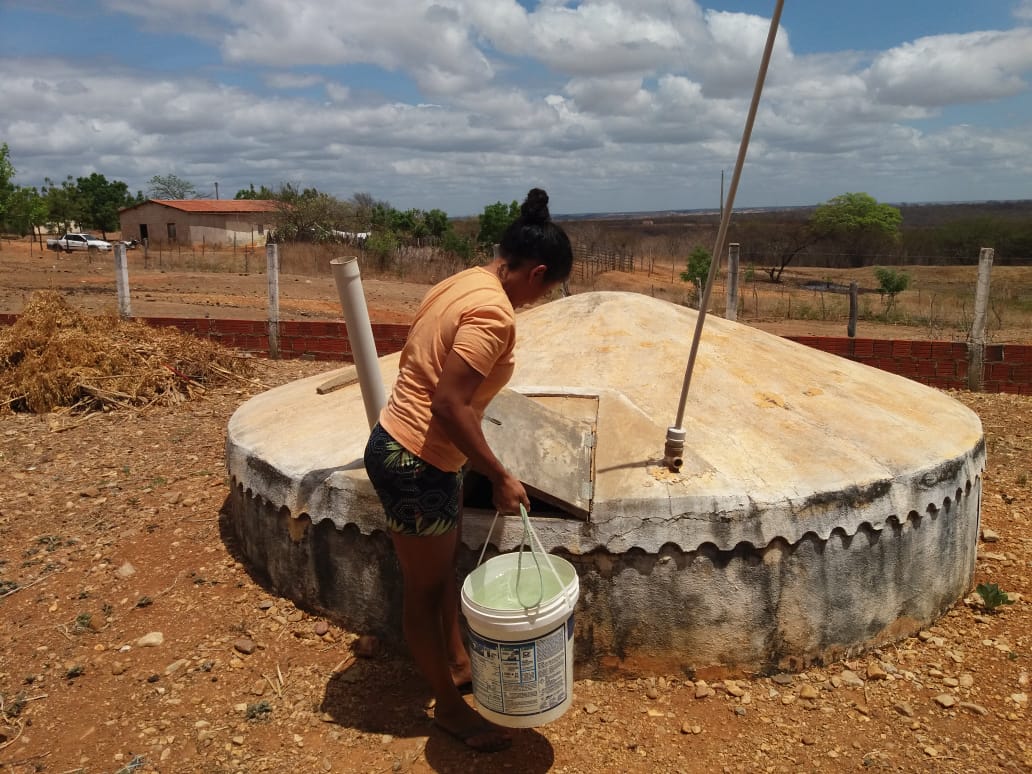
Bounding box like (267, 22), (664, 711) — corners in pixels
(468, 621), (570, 716)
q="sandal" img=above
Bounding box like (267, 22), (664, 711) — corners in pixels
(433, 719), (512, 753)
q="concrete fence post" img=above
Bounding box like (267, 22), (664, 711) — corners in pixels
(267, 243), (280, 359)
(967, 247), (994, 391)
(847, 282), (858, 338)
(114, 243), (132, 319)
(725, 243), (740, 321)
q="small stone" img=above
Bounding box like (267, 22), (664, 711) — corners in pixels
(734, 706), (746, 716)
(801, 735), (817, 746)
(695, 681), (714, 699)
(354, 635), (379, 659)
(958, 673), (975, 688)
(313, 621), (330, 636)
(110, 661), (128, 676)
(229, 658), (245, 669)
(943, 677), (959, 688)
(894, 702), (914, 717)
(166, 491), (183, 505)
(146, 674), (160, 683)
(866, 662), (889, 681)
(771, 673), (794, 686)
(934, 694), (957, 708)
(258, 600), (275, 610)
(680, 721), (693, 734)
(799, 685), (820, 700)
(645, 686), (659, 700)
(137, 632), (164, 648)
(250, 679), (266, 696)
(164, 659), (189, 676)
(583, 703), (599, 714)
(981, 528), (1000, 543)
(924, 746), (939, 758)
(723, 680), (745, 697)
(1011, 693), (1028, 707)
(233, 638), (256, 655)
(918, 631), (934, 642)
(958, 702), (989, 716)
(231, 736), (245, 746)
(114, 562), (136, 579)
(839, 670), (864, 688)
(781, 694), (796, 705)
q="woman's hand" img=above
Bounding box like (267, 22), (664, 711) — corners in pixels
(491, 471), (530, 515)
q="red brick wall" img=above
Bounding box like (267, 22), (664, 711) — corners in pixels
(787, 336), (1032, 395)
(2, 312), (1029, 394)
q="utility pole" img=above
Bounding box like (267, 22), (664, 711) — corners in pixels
(214, 182), (220, 200)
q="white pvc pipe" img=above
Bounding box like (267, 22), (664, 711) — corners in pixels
(331, 257), (386, 430)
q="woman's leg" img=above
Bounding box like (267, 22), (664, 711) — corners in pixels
(391, 529), (510, 752)
(442, 513), (471, 687)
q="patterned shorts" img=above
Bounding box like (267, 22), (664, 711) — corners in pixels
(363, 423), (464, 537)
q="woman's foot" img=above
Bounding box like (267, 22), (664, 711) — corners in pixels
(450, 663), (473, 693)
(433, 702), (511, 753)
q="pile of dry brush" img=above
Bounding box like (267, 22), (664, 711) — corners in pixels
(0, 291), (256, 414)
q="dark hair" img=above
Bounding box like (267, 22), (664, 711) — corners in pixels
(498, 188), (573, 283)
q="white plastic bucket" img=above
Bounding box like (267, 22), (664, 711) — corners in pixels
(461, 510), (579, 728)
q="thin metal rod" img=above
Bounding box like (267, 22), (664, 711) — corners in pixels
(671, 0), (784, 430)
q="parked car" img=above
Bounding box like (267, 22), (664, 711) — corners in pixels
(46, 233), (113, 252)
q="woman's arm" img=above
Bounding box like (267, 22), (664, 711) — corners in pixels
(430, 350), (529, 514)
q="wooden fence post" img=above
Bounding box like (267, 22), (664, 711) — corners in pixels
(967, 247), (994, 391)
(267, 243), (280, 359)
(114, 243), (132, 319)
(725, 243), (740, 321)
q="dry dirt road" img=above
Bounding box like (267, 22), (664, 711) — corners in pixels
(0, 240), (1030, 773)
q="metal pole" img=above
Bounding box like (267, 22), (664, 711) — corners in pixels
(663, 0), (785, 469)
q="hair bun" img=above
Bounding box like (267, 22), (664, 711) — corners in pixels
(520, 188), (551, 223)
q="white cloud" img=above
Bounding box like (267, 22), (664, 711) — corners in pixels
(865, 29), (1032, 107)
(265, 73), (324, 90)
(2, 1), (1032, 212)
(1015, 0), (1032, 21)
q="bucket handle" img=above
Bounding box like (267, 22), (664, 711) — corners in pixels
(475, 505), (569, 611)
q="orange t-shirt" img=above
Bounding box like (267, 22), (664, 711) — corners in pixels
(379, 266), (516, 472)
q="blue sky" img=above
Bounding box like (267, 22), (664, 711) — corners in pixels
(1, 0), (1031, 216)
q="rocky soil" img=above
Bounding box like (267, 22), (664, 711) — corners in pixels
(0, 361), (1029, 774)
(0, 239), (1030, 772)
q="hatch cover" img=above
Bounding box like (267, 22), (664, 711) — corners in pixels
(481, 389), (597, 520)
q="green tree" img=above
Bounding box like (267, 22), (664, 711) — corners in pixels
(0, 142), (16, 234)
(148, 174), (198, 200)
(271, 183), (350, 242)
(76, 173), (132, 237)
(42, 176), (82, 233)
(441, 229), (474, 263)
(235, 183), (276, 200)
(680, 246), (712, 293)
(873, 266), (910, 312)
(424, 208), (450, 239)
(477, 200), (520, 248)
(811, 192), (902, 262)
(5, 185), (47, 242)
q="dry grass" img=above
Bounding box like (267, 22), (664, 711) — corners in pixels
(0, 291), (255, 414)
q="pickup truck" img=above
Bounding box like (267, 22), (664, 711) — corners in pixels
(47, 233), (113, 252)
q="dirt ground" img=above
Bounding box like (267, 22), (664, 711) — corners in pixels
(1, 239), (1030, 773)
